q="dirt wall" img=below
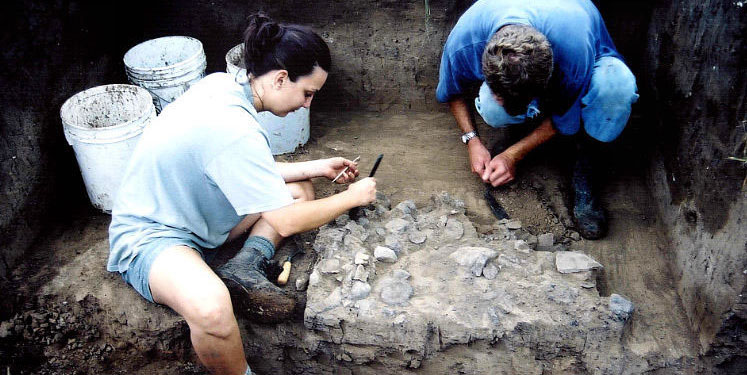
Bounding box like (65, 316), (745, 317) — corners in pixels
(0, 1), (146, 279)
(642, 0), (746, 369)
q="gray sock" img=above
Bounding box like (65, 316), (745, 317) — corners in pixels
(242, 235), (275, 259)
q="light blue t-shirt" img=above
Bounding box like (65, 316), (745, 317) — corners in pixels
(436, 0), (622, 135)
(108, 72), (294, 273)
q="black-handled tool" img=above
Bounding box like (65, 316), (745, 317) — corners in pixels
(484, 185), (510, 220)
(369, 154), (384, 177)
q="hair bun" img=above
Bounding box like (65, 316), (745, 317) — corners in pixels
(244, 12), (285, 71)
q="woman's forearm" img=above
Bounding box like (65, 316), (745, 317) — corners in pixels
(261, 190), (359, 237)
(276, 161), (321, 182)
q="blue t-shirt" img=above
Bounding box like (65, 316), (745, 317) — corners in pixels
(108, 72), (294, 273)
(436, 0), (621, 135)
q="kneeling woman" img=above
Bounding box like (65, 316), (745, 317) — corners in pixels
(108, 13), (376, 375)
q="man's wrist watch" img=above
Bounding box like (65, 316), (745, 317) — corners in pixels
(461, 130), (478, 144)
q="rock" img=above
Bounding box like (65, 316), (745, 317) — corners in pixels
(537, 233), (554, 251)
(375, 227), (387, 237)
(483, 263), (499, 279)
(296, 276), (309, 291)
(323, 288), (343, 310)
(444, 218), (464, 240)
(350, 281), (372, 300)
(385, 235), (403, 253)
(374, 246), (398, 263)
(379, 275), (413, 306)
(357, 217), (370, 227)
(320, 259), (342, 274)
(449, 246), (499, 276)
(551, 244), (569, 253)
(375, 191), (391, 209)
(514, 240), (532, 253)
(392, 269), (410, 280)
(555, 252), (603, 274)
(353, 265), (369, 282)
(345, 221), (369, 242)
(385, 218), (410, 234)
(309, 269), (321, 286)
(354, 252), (370, 265)
(570, 231), (581, 241)
(0, 320), (12, 338)
(545, 282), (580, 304)
(313, 228), (346, 256)
(335, 214), (350, 226)
(609, 294), (635, 321)
(438, 215), (448, 227)
(527, 235), (538, 247)
(497, 254), (520, 269)
(408, 230), (427, 244)
(394, 200), (417, 216)
(342, 264), (356, 280)
(506, 220), (522, 229)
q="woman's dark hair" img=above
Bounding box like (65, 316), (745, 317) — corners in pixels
(243, 12), (331, 81)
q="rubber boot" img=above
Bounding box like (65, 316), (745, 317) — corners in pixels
(215, 238), (295, 323)
(571, 144), (607, 240)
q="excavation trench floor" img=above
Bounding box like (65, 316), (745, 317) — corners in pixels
(1, 109), (698, 374)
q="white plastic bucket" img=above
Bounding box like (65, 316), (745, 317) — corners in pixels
(226, 43), (310, 155)
(124, 36), (206, 113)
(60, 84), (156, 213)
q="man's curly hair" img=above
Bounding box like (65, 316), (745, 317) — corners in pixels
(482, 24), (553, 116)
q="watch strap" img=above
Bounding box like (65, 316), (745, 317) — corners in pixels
(461, 130), (478, 144)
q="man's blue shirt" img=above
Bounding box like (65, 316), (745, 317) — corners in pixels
(436, 0), (621, 135)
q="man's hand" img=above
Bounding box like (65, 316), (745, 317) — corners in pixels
(346, 177), (377, 206)
(484, 152), (518, 187)
(319, 157), (359, 183)
(467, 139), (492, 177)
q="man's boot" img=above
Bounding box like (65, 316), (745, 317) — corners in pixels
(215, 236), (295, 323)
(571, 144), (607, 239)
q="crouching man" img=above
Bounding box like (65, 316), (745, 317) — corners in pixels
(437, 0), (638, 239)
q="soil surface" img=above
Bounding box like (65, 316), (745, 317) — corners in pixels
(0, 109), (698, 374)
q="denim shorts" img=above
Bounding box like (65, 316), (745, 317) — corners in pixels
(475, 56), (639, 142)
(120, 238), (202, 303)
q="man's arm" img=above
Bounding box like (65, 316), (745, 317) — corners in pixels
(449, 97), (492, 176)
(486, 117), (557, 186)
(262, 177), (376, 237)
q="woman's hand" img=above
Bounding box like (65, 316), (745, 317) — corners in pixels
(346, 177), (377, 206)
(319, 157), (359, 183)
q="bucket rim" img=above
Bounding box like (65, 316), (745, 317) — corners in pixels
(126, 60), (207, 86)
(60, 84), (155, 132)
(225, 43), (245, 70)
(124, 36), (205, 74)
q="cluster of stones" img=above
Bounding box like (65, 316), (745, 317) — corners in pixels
(303, 192), (635, 372)
(0, 296), (114, 373)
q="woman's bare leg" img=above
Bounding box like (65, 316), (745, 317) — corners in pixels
(149, 246), (248, 375)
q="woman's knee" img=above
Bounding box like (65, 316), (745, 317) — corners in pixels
(288, 180), (315, 201)
(185, 283), (237, 339)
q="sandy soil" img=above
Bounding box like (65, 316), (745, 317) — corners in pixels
(0, 109), (698, 374)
